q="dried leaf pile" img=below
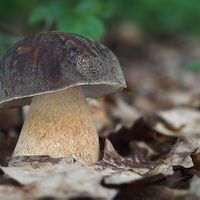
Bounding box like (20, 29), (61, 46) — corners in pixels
(1, 24), (200, 199)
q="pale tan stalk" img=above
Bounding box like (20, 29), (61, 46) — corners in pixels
(12, 86), (99, 163)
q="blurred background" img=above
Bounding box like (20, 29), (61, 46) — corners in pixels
(0, 0), (200, 165)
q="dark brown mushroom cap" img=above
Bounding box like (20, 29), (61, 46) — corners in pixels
(0, 31), (126, 108)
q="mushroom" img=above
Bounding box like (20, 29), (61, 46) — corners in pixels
(0, 32), (126, 164)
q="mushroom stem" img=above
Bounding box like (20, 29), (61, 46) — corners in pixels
(12, 86), (100, 163)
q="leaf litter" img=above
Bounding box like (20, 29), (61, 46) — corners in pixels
(1, 25), (200, 199)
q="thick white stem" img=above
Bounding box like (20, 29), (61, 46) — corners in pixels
(12, 86), (99, 163)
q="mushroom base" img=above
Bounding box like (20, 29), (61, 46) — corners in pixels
(12, 86), (100, 163)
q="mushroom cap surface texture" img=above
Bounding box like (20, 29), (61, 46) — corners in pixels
(0, 31), (126, 108)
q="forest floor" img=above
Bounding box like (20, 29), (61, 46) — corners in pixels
(0, 24), (200, 199)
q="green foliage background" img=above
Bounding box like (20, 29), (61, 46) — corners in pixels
(0, 0), (114, 56)
(1, 0), (200, 62)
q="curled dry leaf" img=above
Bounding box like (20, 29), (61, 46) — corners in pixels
(0, 170), (118, 199)
(4, 156), (75, 185)
(0, 139), (157, 198)
(98, 139), (154, 175)
(107, 117), (159, 157)
(1, 137), (195, 199)
(24, 170), (116, 199)
(150, 136), (195, 176)
(78, 139), (154, 184)
(96, 139), (155, 184)
(154, 107), (200, 138)
(2, 156), (118, 199)
(190, 148), (200, 171)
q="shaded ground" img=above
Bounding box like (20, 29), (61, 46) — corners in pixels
(1, 24), (200, 199)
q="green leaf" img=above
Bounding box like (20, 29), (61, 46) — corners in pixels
(57, 15), (105, 41)
(74, 0), (101, 16)
(186, 60), (200, 70)
(57, 15), (82, 34)
(81, 16), (105, 40)
(29, 2), (63, 24)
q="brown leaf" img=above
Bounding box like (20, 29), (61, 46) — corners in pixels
(106, 117), (159, 156)
(98, 139), (154, 176)
(0, 139), (156, 198)
(1, 137), (195, 199)
(152, 166), (193, 189)
(190, 148), (200, 171)
(2, 156), (118, 199)
(150, 136), (195, 176)
(154, 107), (200, 138)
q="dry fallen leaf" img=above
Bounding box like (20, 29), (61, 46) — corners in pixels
(107, 117), (159, 156)
(154, 107), (200, 138)
(0, 129), (197, 199)
(150, 136), (195, 176)
(0, 139), (158, 199)
(0, 169), (117, 199)
(190, 148), (200, 171)
(2, 156), (118, 199)
(97, 139), (154, 184)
